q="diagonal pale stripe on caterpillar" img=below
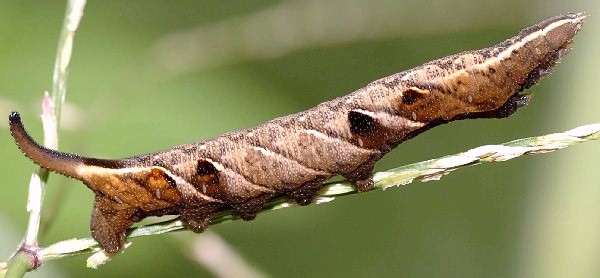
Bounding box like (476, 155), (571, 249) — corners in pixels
(8, 13), (586, 254)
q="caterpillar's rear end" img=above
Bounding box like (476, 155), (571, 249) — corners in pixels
(9, 13), (585, 254)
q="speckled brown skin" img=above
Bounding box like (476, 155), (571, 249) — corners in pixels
(9, 13), (585, 254)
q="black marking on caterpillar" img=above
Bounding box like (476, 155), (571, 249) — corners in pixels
(8, 13), (585, 254)
(348, 110), (377, 135)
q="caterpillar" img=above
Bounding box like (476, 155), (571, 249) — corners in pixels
(9, 13), (585, 254)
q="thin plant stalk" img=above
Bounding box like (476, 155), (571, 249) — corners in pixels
(28, 123), (600, 268)
(2, 0), (87, 277)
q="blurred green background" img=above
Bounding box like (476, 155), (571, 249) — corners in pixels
(1, 1), (598, 277)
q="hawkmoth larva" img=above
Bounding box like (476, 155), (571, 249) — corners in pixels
(8, 13), (585, 254)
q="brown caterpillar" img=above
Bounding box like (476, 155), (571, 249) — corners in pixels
(8, 13), (585, 254)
